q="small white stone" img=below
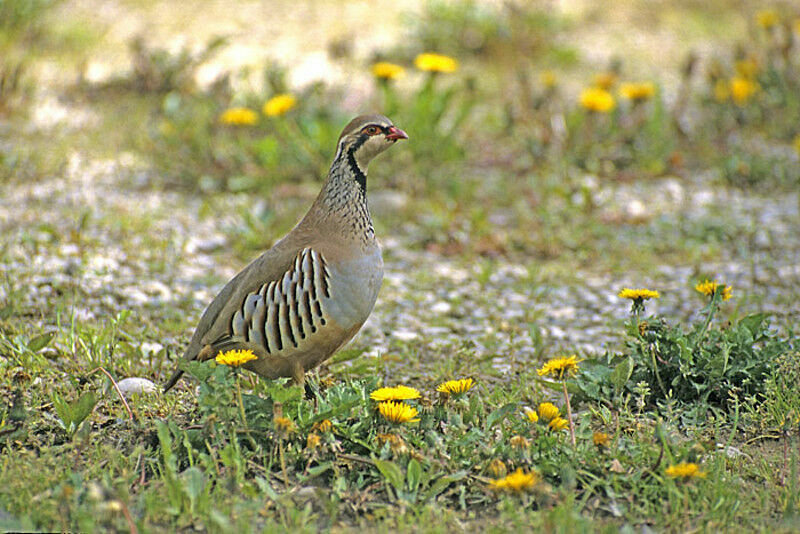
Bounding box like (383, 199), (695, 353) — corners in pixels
(662, 178), (684, 203)
(430, 301), (452, 314)
(88, 254), (119, 273)
(694, 189), (715, 206)
(140, 342), (163, 355)
(547, 325), (567, 339)
(625, 199), (648, 219)
(60, 243), (81, 256)
(550, 307), (576, 320)
(716, 444), (751, 460)
(392, 330), (418, 341)
(184, 234), (228, 254)
(434, 264), (468, 283)
(117, 377), (157, 397)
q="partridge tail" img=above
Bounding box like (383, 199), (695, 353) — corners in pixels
(162, 341), (209, 392)
(162, 368), (184, 393)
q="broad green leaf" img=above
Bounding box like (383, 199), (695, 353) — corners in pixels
(255, 477), (280, 501)
(306, 462), (333, 478)
(310, 398), (360, 424)
(27, 332), (54, 352)
(52, 393), (70, 432)
(485, 402), (517, 430)
(181, 466), (206, 501)
(264, 380), (303, 404)
(406, 458), (422, 493)
(53, 391), (96, 435)
(610, 356), (634, 394)
(182, 360), (213, 382)
(739, 313), (767, 338)
(155, 420), (176, 474)
(423, 471), (468, 502)
(71, 392), (97, 426)
(374, 459), (404, 491)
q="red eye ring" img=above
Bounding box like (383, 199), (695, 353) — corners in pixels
(364, 126), (380, 135)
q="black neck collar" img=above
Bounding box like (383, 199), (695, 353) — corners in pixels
(345, 135), (369, 195)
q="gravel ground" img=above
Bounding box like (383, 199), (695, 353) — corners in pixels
(2, 147), (798, 384)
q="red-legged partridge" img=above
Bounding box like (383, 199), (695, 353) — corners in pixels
(164, 114), (408, 391)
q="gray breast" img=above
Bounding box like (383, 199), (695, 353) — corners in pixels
(324, 247), (383, 327)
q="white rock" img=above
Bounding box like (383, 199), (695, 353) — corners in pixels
(184, 234), (228, 254)
(117, 377), (157, 397)
(694, 189), (715, 206)
(716, 444), (751, 460)
(663, 178), (684, 203)
(140, 342), (164, 355)
(88, 254), (119, 273)
(431, 301), (452, 314)
(392, 330), (418, 341)
(625, 199), (648, 219)
(434, 264), (468, 283)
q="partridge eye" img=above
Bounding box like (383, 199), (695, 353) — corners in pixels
(364, 126), (380, 135)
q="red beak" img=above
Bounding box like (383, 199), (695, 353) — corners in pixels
(386, 126), (409, 141)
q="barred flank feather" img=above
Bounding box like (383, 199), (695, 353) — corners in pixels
(231, 248), (330, 355)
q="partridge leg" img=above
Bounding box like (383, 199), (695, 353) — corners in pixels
(291, 361), (305, 386)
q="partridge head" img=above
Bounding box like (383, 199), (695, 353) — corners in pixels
(163, 114), (407, 391)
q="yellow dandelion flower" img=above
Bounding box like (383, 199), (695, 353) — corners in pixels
(378, 401), (420, 424)
(525, 409), (539, 423)
(548, 417), (569, 431)
(537, 402), (560, 422)
(274, 416), (296, 434)
(714, 79), (730, 102)
(436, 378), (474, 395)
(695, 280), (733, 301)
(793, 134), (800, 157)
(306, 433), (321, 450)
(489, 467), (539, 493)
(619, 82), (656, 101)
(537, 355), (582, 380)
(370, 385), (421, 402)
(215, 349), (257, 367)
(735, 58), (759, 79)
(510, 435), (530, 449)
(593, 432), (611, 447)
(313, 419), (333, 433)
(263, 94), (297, 117)
(593, 72), (617, 90)
(488, 458), (507, 478)
(618, 288), (660, 301)
(540, 70), (558, 88)
(756, 9), (779, 29)
(580, 87), (616, 113)
(665, 462), (707, 479)
(372, 61), (406, 80)
(729, 77), (759, 105)
(219, 107), (258, 126)
(414, 53), (459, 73)
(722, 286), (733, 300)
